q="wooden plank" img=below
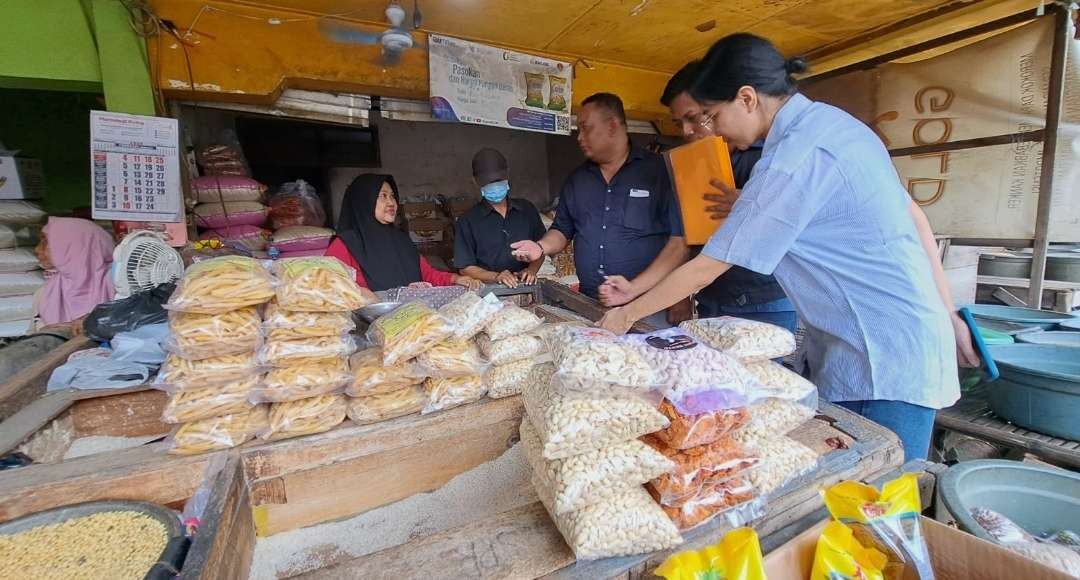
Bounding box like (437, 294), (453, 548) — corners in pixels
(70, 388), (168, 438)
(888, 131), (1044, 158)
(538, 280), (657, 333)
(0, 335), (96, 421)
(992, 287), (1028, 308)
(937, 406), (1080, 470)
(977, 275), (1080, 291)
(0, 390), (77, 455)
(180, 455), (256, 580)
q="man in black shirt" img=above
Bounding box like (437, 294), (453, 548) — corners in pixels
(454, 148), (546, 288)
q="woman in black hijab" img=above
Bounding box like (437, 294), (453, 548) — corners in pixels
(325, 174), (481, 291)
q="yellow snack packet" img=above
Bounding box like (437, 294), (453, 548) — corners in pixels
(812, 521), (888, 580)
(654, 527), (765, 580)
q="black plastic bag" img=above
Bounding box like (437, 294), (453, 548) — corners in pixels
(85, 283), (176, 342)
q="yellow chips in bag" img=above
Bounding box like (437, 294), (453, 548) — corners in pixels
(812, 521), (887, 580)
(654, 527), (765, 580)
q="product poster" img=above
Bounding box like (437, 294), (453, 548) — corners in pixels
(90, 111), (183, 222)
(429, 34), (573, 135)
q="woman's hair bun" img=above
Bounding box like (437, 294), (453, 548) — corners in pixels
(785, 56), (809, 75)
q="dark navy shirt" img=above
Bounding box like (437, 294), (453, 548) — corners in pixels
(551, 146), (682, 298)
(455, 197), (545, 273)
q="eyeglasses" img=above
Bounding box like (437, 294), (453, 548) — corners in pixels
(697, 109), (719, 130)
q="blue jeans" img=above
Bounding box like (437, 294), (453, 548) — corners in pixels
(699, 297), (798, 333)
(836, 400), (936, 462)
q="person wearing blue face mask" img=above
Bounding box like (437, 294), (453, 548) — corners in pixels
(454, 148), (546, 288)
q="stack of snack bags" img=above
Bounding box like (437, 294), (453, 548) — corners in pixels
(255, 257), (368, 441)
(159, 256), (276, 455)
(521, 326), (683, 560)
(475, 302), (545, 399)
(0, 201), (45, 337)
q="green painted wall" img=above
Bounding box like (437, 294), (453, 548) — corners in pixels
(91, 0), (155, 115)
(0, 0), (102, 92)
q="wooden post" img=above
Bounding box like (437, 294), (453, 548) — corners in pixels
(1028, 5), (1071, 307)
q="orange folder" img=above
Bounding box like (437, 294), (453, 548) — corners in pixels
(664, 136), (736, 245)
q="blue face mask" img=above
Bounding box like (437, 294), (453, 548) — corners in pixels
(481, 180), (510, 203)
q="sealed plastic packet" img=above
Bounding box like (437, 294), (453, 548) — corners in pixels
(969, 507), (1080, 575)
(156, 352), (261, 391)
(251, 358), (352, 403)
(743, 359), (817, 401)
(622, 328), (754, 401)
(653, 390), (750, 450)
(165, 256), (276, 314)
(416, 339), (488, 377)
(735, 396), (817, 445)
(823, 473), (934, 580)
(272, 257), (371, 312)
(167, 406), (269, 455)
(260, 335), (357, 365)
(422, 375), (486, 413)
(262, 394), (348, 441)
(679, 316), (796, 362)
(160, 377), (258, 423)
(262, 302), (355, 340)
(347, 386), (426, 426)
(484, 358), (535, 399)
(655, 527), (765, 580)
(652, 477), (762, 531)
(549, 326), (656, 391)
(483, 302), (542, 341)
(739, 435), (817, 496)
(812, 521), (888, 580)
(438, 291), (503, 341)
(346, 347), (424, 396)
(166, 307), (262, 360)
(477, 332), (545, 366)
(642, 434), (760, 508)
(367, 302), (453, 366)
(520, 419), (674, 514)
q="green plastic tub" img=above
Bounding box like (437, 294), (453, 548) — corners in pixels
(987, 344), (1080, 440)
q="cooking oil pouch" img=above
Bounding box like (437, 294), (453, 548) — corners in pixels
(812, 521), (888, 580)
(823, 473), (933, 580)
(654, 527), (765, 580)
(547, 76), (568, 111)
(524, 72), (546, 107)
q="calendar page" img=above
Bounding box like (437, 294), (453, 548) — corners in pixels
(90, 111), (182, 222)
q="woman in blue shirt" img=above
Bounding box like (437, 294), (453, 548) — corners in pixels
(599, 34), (979, 461)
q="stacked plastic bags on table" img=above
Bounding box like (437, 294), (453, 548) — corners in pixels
(0, 201), (45, 337)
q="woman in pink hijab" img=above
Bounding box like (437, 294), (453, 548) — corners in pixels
(34, 217), (115, 331)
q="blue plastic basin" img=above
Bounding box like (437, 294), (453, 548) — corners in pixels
(1060, 318), (1080, 331)
(966, 304), (1078, 329)
(986, 344), (1080, 440)
(1016, 331), (1080, 348)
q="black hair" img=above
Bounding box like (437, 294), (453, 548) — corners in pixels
(581, 92), (627, 125)
(691, 33), (808, 102)
(660, 60), (701, 107)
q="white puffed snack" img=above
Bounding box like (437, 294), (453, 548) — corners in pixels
(521, 419), (674, 514)
(438, 291), (503, 340)
(550, 326), (655, 389)
(522, 376), (669, 460)
(679, 316), (796, 362)
(483, 302), (542, 341)
(734, 397), (816, 444)
(744, 360), (818, 401)
(622, 328), (752, 401)
(740, 435), (817, 496)
(533, 473), (682, 560)
(477, 333), (544, 366)
(484, 359), (535, 399)
(422, 375), (486, 414)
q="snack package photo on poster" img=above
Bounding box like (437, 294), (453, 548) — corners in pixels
(429, 34), (573, 135)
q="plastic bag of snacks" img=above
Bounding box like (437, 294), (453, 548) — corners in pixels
(192, 175), (266, 203)
(484, 359), (535, 399)
(156, 353), (261, 390)
(812, 521), (888, 580)
(522, 376), (668, 460)
(165, 256), (276, 314)
(741, 435), (817, 497)
(415, 339), (488, 377)
(250, 358), (352, 403)
(165, 307), (262, 360)
(533, 472), (682, 560)
(651, 477), (760, 531)
(734, 395), (817, 445)
(679, 316), (796, 362)
(160, 377), (258, 423)
(260, 335), (356, 366)
(549, 326), (656, 391)
(367, 302), (453, 366)
(347, 386), (426, 426)
(268, 180), (327, 229)
(743, 360), (817, 401)
(483, 302), (542, 341)
(642, 434), (760, 507)
(422, 375), (486, 414)
(261, 395), (348, 441)
(476, 333), (545, 366)
(622, 328), (754, 401)
(823, 474), (933, 580)
(273, 257), (371, 312)
(970, 507), (1080, 576)
(166, 406), (268, 455)
(652, 391), (750, 450)
(438, 291), (504, 341)
(346, 348), (424, 396)
(655, 527), (765, 580)
(520, 419), (673, 514)
(262, 305), (355, 341)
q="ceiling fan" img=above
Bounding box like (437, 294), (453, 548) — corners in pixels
(320, 0), (425, 66)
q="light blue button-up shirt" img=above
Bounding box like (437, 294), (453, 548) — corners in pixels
(703, 93), (960, 409)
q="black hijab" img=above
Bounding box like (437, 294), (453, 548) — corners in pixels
(337, 174), (422, 291)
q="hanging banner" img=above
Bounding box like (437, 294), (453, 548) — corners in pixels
(804, 18), (1080, 241)
(428, 34), (573, 135)
(90, 110), (183, 222)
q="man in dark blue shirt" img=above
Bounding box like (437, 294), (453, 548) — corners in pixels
(511, 93), (687, 319)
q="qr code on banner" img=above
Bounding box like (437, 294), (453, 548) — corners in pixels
(556, 115), (570, 133)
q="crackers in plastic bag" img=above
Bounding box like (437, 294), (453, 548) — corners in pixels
(347, 385), (426, 426)
(165, 256), (275, 314)
(346, 347), (424, 396)
(484, 359), (535, 399)
(652, 395), (750, 450)
(642, 434), (760, 507)
(438, 291), (504, 341)
(166, 406), (269, 455)
(622, 328), (753, 401)
(367, 302), (453, 366)
(679, 316), (795, 362)
(161, 376), (258, 423)
(272, 257), (371, 312)
(166, 307), (262, 360)
(422, 375), (486, 414)
(650, 477), (760, 531)
(262, 394), (348, 441)
(260, 335), (356, 366)
(483, 302), (542, 341)
(549, 326), (655, 390)
(477, 333), (545, 366)
(416, 339), (488, 377)
(156, 352), (261, 391)
(251, 358), (352, 403)
(263, 302), (355, 340)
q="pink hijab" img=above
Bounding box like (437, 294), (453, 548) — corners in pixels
(38, 217), (115, 325)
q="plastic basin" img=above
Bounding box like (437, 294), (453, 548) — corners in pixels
(938, 460), (1080, 543)
(986, 344), (1080, 440)
(1060, 318), (1080, 331)
(1016, 331), (1080, 348)
(966, 304), (1078, 329)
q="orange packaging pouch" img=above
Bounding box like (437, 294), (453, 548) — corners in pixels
(664, 135), (736, 245)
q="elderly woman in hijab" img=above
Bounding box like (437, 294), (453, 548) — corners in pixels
(34, 217), (116, 333)
(325, 174), (481, 291)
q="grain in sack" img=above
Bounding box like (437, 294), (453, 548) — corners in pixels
(679, 316), (795, 362)
(347, 386), (426, 425)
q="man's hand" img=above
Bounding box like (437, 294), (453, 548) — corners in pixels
(704, 179), (739, 221)
(597, 275), (637, 307)
(452, 275), (482, 291)
(518, 269), (538, 285)
(408, 281), (433, 289)
(496, 270), (518, 288)
(667, 297), (694, 325)
(597, 306), (635, 335)
(951, 312), (981, 368)
(510, 240), (543, 262)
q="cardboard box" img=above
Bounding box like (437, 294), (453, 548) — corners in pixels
(763, 517), (1074, 580)
(402, 201), (444, 220)
(0, 155), (45, 199)
(408, 217), (452, 244)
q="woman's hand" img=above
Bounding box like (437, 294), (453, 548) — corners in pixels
(496, 270), (518, 288)
(453, 275), (482, 291)
(951, 311), (981, 368)
(597, 306), (635, 335)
